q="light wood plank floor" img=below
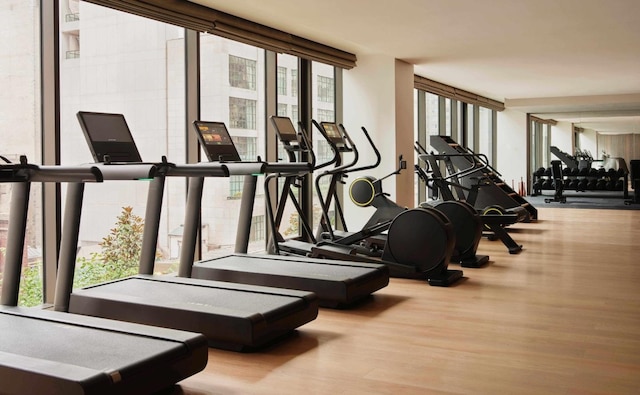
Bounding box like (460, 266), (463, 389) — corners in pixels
(173, 207), (640, 395)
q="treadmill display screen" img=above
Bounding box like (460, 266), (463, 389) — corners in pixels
(271, 117), (297, 137)
(77, 111), (143, 163)
(195, 122), (234, 146)
(78, 112), (134, 142)
(192, 121), (242, 162)
(321, 123), (344, 143)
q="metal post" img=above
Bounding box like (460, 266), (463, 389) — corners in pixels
(234, 175), (258, 253)
(0, 182), (31, 306)
(178, 177), (205, 277)
(53, 182), (84, 312)
(139, 177), (165, 275)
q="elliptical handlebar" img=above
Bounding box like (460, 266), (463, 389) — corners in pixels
(295, 121), (316, 169)
(343, 126), (382, 174)
(415, 140), (491, 181)
(310, 119), (339, 171)
(466, 147), (501, 177)
(312, 120), (360, 175)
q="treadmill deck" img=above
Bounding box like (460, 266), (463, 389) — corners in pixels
(0, 306), (208, 395)
(68, 275), (318, 351)
(192, 254), (390, 308)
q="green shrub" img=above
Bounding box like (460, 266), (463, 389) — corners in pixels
(15, 206), (145, 307)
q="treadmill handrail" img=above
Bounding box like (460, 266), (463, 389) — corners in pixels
(94, 162), (159, 180)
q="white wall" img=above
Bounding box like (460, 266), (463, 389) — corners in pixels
(342, 55), (414, 228)
(551, 121), (573, 153)
(579, 128), (598, 158)
(496, 109), (528, 188)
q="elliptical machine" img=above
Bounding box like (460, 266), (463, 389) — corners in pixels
(340, 128), (488, 268)
(414, 141), (523, 254)
(308, 121), (464, 286)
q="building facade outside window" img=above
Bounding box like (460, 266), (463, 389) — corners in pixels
(317, 75), (334, 103)
(229, 55), (256, 90)
(229, 97), (257, 129)
(277, 66), (287, 95)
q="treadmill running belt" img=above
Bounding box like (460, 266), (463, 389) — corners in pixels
(68, 275), (318, 351)
(0, 307), (208, 395)
(192, 254), (390, 308)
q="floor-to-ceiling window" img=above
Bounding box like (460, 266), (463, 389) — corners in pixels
(0, 0), (42, 306)
(7, 0), (345, 302)
(311, 62), (337, 232)
(199, 35), (266, 256)
(478, 106), (493, 164)
(414, 81), (500, 205)
(59, 1), (186, 286)
(273, 54), (303, 241)
(529, 117), (551, 172)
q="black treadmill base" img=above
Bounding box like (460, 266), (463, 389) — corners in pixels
(67, 275), (319, 352)
(192, 254), (389, 310)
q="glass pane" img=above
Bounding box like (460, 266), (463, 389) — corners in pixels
(426, 93), (439, 137)
(542, 124), (550, 167)
(0, 1), (42, 306)
(200, 35), (266, 256)
(445, 98), (452, 136)
(312, 62), (336, 233)
(478, 106), (492, 161)
(466, 104), (475, 150)
(59, 2), (186, 287)
(275, 54), (301, 239)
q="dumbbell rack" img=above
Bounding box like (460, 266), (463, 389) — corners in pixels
(532, 166), (628, 198)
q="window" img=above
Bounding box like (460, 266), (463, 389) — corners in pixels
(229, 55), (256, 90)
(479, 107), (493, 164)
(249, 215), (265, 242)
(229, 137), (257, 198)
(277, 103), (288, 117)
(201, 35), (265, 255)
(415, 86), (498, 205)
(229, 97), (256, 129)
(317, 75), (334, 103)
(1, 1), (42, 306)
(291, 70), (298, 98)
(234, 136), (257, 161)
(312, 63), (337, 232)
(316, 109), (334, 122)
(277, 66), (287, 95)
(59, 2), (186, 288)
(426, 93), (439, 136)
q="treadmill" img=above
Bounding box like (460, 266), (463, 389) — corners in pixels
(181, 119), (389, 308)
(0, 158), (208, 395)
(53, 111), (318, 352)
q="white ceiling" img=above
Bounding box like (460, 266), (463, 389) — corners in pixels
(190, 0), (640, 133)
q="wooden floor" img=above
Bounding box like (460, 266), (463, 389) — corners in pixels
(173, 207), (640, 395)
